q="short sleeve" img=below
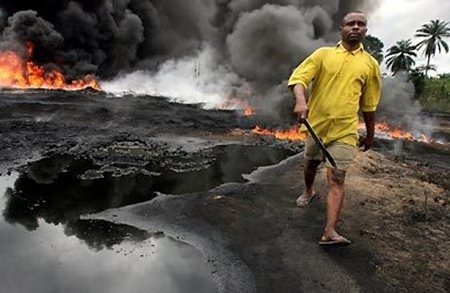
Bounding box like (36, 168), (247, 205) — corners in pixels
(360, 60), (381, 112)
(287, 49), (324, 89)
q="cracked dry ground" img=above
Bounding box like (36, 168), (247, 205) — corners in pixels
(0, 89), (449, 293)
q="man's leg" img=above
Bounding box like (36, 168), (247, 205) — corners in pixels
(322, 167), (347, 240)
(304, 159), (321, 195)
(319, 142), (357, 243)
(296, 159), (321, 207)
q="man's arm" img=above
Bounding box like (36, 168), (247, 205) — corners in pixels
(288, 49), (323, 122)
(292, 84), (309, 122)
(359, 58), (381, 151)
(360, 111), (375, 151)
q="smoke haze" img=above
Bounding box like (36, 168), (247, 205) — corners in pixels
(378, 73), (435, 138)
(1, 0), (388, 115)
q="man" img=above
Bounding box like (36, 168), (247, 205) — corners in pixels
(288, 11), (381, 245)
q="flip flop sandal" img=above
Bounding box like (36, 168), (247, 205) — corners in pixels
(318, 236), (351, 246)
(295, 192), (316, 208)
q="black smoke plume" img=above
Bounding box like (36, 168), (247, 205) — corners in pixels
(0, 0), (379, 114)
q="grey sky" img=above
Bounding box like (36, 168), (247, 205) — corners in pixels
(369, 0), (450, 75)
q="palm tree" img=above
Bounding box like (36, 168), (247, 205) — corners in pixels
(414, 19), (450, 76)
(385, 39), (417, 75)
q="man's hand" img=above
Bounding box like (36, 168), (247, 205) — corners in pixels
(361, 111), (376, 152)
(294, 103), (308, 123)
(359, 135), (373, 152)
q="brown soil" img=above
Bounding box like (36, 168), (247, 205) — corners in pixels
(196, 135), (450, 293)
(343, 151), (450, 293)
(1, 89), (449, 293)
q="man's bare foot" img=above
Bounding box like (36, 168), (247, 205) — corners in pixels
(295, 191), (316, 208)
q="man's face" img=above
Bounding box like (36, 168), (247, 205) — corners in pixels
(340, 13), (368, 45)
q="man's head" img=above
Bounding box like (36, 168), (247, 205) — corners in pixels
(340, 12), (368, 47)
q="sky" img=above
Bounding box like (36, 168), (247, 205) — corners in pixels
(369, 0), (450, 75)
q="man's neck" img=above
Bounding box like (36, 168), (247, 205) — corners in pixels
(341, 41), (361, 52)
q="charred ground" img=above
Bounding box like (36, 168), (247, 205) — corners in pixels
(0, 89), (449, 293)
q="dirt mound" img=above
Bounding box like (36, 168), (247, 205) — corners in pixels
(343, 151), (450, 293)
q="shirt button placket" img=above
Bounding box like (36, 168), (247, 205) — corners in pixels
(337, 55), (346, 78)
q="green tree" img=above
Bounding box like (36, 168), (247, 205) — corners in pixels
(408, 67), (426, 98)
(417, 64), (437, 74)
(363, 35), (384, 63)
(385, 39), (417, 75)
(414, 19), (450, 76)
(438, 73), (450, 79)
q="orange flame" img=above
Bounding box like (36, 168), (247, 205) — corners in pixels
(359, 121), (434, 143)
(373, 122), (414, 138)
(219, 97), (257, 116)
(244, 107), (253, 116)
(254, 122), (440, 144)
(252, 125), (306, 141)
(0, 42), (100, 90)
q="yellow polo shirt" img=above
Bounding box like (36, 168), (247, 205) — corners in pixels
(288, 42), (381, 146)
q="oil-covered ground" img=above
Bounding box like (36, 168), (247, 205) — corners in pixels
(0, 89), (449, 293)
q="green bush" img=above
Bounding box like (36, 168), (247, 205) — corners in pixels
(416, 75), (450, 112)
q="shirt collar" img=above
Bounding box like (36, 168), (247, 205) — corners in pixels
(336, 41), (364, 54)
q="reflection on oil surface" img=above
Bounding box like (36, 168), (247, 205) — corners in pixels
(0, 174), (217, 293)
(0, 145), (292, 292)
(3, 145), (293, 231)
